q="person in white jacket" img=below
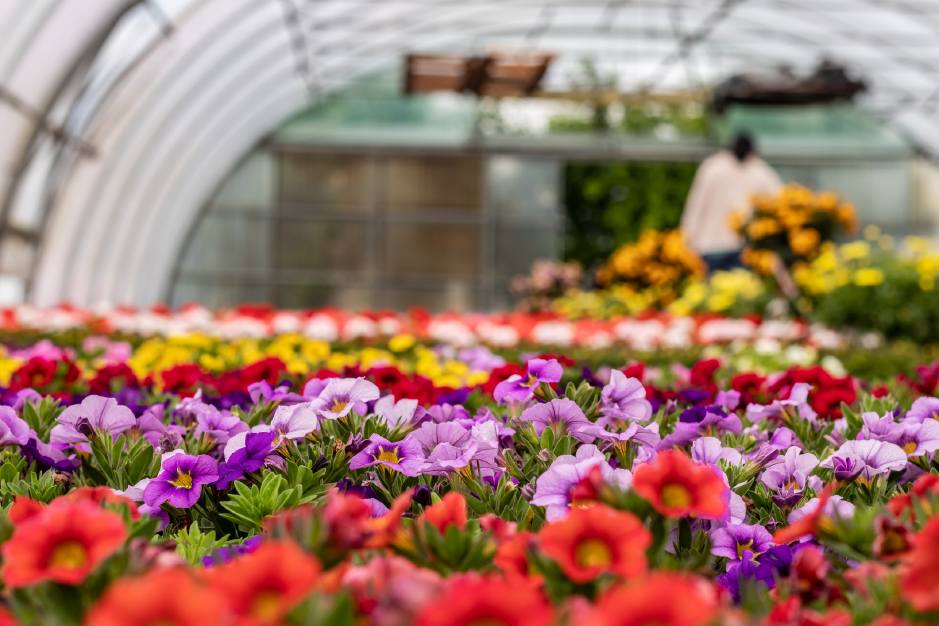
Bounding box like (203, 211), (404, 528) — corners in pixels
(680, 133), (783, 272)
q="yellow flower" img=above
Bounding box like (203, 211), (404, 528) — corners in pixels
(840, 241), (870, 261)
(388, 334), (416, 353)
(706, 293), (734, 311)
(853, 268), (885, 287)
(300, 340), (330, 363)
(747, 218), (782, 240)
(286, 359), (310, 375)
(0, 358), (22, 386)
(199, 354), (225, 371)
(906, 236), (932, 256)
(466, 371), (490, 387)
(920, 275), (935, 291)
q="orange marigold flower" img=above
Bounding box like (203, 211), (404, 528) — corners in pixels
(203, 540), (320, 625)
(593, 571), (720, 626)
(421, 492), (467, 535)
(85, 567), (227, 626)
(632, 451), (728, 519)
(901, 513), (939, 612)
(1, 501), (127, 588)
(538, 506), (650, 583)
(414, 573), (554, 626)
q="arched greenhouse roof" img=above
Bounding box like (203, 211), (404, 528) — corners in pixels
(2, 0), (939, 306)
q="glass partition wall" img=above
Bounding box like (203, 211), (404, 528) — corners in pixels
(168, 149), (561, 312)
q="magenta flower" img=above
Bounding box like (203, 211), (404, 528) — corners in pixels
(248, 380), (306, 406)
(349, 434), (424, 476)
(520, 398), (599, 443)
(269, 403), (319, 444)
(531, 445), (632, 521)
(596, 370), (652, 427)
(710, 523), (774, 561)
(143, 453), (219, 509)
(493, 358), (563, 403)
(310, 378), (380, 419)
(427, 403), (471, 424)
(819, 439), (907, 481)
(50, 395), (136, 448)
(0, 406), (29, 446)
(904, 397), (939, 424)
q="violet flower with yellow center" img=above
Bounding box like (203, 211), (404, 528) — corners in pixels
(310, 377), (379, 420)
(710, 523), (774, 562)
(493, 358), (562, 403)
(143, 453), (219, 509)
(348, 434), (424, 476)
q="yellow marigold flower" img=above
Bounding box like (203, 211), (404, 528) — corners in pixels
(817, 192), (839, 211)
(265, 342), (297, 364)
(706, 293), (734, 312)
(747, 218), (782, 240)
(360, 348), (393, 370)
(388, 334), (416, 353)
(840, 241), (870, 261)
(906, 236), (932, 256)
(443, 360), (469, 377)
(301, 340), (330, 363)
(286, 359), (309, 375)
(920, 275), (935, 291)
(727, 210), (748, 233)
(789, 228), (821, 257)
(433, 375), (463, 389)
(199, 354), (225, 371)
(327, 352), (355, 372)
(917, 256), (939, 276)
(0, 358), (22, 386)
(466, 371), (490, 387)
(853, 268), (885, 287)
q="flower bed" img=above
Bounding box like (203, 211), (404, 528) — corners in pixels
(0, 347), (937, 624)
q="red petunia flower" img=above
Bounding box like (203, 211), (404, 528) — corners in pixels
(85, 567), (227, 626)
(494, 531), (543, 589)
(0, 607), (18, 626)
(203, 540), (320, 625)
(8, 496), (46, 525)
(9, 357), (57, 391)
(414, 573), (554, 626)
(421, 492), (467, 535)
(901, 513), (939, 612)
(538, 506), (650, 583)
(59, 486), (140, 520)
(632, 450), (728, 519)
(1, 501), (127, 587)
(773, 483), (835, 545)
(592, 571), (720, 626)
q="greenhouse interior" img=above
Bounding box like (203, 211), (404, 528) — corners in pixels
(5, 2), (939, 625)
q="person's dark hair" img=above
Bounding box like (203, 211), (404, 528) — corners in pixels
(732, 132), (754, 162)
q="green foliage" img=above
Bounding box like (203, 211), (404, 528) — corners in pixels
(564, 162), (698, 270)
(86, 433), (160, 490)
(175, 521), (229, 566)
(220, 467), (323, 532)
(0, 458), (64, 504)
(21, 397), (64, 442)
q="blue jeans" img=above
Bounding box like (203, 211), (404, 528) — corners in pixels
(702, 250), (743, 273)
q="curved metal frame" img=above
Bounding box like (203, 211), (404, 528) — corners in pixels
(3, 0), (939, 306)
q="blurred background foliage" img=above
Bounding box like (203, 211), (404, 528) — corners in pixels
(563, 161), (698, 270)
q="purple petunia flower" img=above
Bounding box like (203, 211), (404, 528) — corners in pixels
(717, 545), (803, 605)
(50, 395), (136, 449)
(761, 447), (820, 493)
(421, 441), (480, 477)
(427, 403), (471, 424)
(348, 434), (424, 476)
(691, 437), (743, 466)
(216, 431), (279, 490)
(493, 358), (563, 403)
(819, 439), (907, 481)
(904, 397), (939, 424)
(374, 396), (428, 431)
(710, 523), (774, 562)
(127, 405), (166, 447)
(203, 535), (263, 567)
(596, 370), (652, 427)
(193, 406), (248, 446)
(716, 389), (742, 411)
(310, 378), (380, 420)
(20, 437), (76, 473)
(410, 421), (471, 456)
(597, 421), (661, 451)
(0, 406), (29, 447)
(531, 445), (632, 521)
(335, 480), (388, 517)
(113, 479), (170, 531)
(896, 420), (939, 457)
(657, 406), (742, 450)
(143, 453), (219, 509)
(248, 380), (306, 406)
(747, 383), (817, 423)
(786, 495), (856, 541)
(8, 388), (41, 411)
(859, 411), (904, 443)
(269, 403), (319, 445)
(520, 398), (599, 443)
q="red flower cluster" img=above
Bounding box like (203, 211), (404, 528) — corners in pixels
(768, 367), (856, 419)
